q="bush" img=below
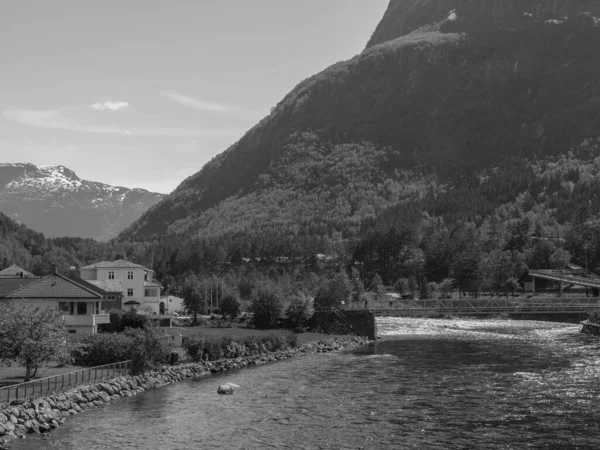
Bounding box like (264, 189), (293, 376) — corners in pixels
(124, 324), (173, 374)
(120, 310), (148, 330)
(72, 333), (134, 366)
(72, 324), (172, 372)
(249, 285), (284, 328)
(182, 332), (296, 362)
(182, 336), (206, 362)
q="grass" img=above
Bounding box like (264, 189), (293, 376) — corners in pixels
(0, 363), (84, 385)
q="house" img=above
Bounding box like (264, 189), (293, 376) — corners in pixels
(0, 265), (36, 279)
(0, 272), (110, 334)
(160, 295), (184, 315)
(79, 259), (162, 313)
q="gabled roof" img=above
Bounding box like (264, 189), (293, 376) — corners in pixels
(62, 272), (122, 296)
(0, 265), (36, 278)
(4, 273), (103, 299)
(81, 259), (149, 270)
(0, 278), (39, 297)
(88, 279), (123, 293)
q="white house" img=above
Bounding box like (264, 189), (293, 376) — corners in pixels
(160, 295), (184, 315)
(80, 259), (163, 314)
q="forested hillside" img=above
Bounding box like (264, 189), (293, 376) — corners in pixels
(122, 5), (600, 241)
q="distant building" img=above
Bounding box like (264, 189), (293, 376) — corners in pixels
(79, 259), (162, 313)
(0, 264), (36, 279)
(160, 295), (184, 314)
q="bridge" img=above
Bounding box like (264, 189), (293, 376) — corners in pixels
(527, 269), (600, 293)
(366, 297), (600, 317)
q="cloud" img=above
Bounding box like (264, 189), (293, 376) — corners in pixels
(162, 90), (256, 118)
(2, 108), (242, 138)
(90, 101), (129, 111)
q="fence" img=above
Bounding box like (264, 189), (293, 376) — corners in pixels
(0, 360), (132, 406)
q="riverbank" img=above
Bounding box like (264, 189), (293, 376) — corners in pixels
(0, 335), (371, 447)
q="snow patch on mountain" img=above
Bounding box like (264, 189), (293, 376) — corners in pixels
(0, 163), (165, 240)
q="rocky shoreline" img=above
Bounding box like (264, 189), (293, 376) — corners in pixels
(0, 336), (371, 447)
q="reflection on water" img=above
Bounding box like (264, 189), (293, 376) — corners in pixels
(11, 319), (600, 449)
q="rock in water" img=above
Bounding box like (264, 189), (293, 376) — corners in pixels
(217, 383), (241, 395)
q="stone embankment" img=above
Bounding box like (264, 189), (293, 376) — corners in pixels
(0, 336), (370, 447)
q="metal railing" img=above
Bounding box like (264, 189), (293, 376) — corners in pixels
(370, 298), (600, 316)
(0, 360), (132, 406)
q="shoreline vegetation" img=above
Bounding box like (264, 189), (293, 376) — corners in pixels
(0, 335), (371, 448)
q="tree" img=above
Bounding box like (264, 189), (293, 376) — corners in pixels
(220, 292), (241, 319)
(182, 274), (208, 324)
(0, 302), (73, 381)
(371, 273), (383, 291)
(249, 284), (284, 328)
(285, 291), (315, 329)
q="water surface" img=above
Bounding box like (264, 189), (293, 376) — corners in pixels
(12, 319), (600, 449)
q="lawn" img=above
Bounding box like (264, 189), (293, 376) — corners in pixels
(0, 364), (84, 385)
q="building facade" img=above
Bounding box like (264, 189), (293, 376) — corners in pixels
(0, 273), (109, 334)
(80, 259), (162, 314)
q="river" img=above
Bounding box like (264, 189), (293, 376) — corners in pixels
(10, 318), (600, 449)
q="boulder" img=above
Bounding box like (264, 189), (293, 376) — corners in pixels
(217, 383), (241, 395)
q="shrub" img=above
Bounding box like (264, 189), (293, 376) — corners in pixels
(72, 324), (172, 371)
(182, 336), (206, 362)
(124, 324), (173, 374)
(72, 333), (134, 366)
(182, 333), (296, 362)
(120, 310), (147, 330)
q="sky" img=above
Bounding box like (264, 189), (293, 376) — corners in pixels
(0, 0), (389, 194)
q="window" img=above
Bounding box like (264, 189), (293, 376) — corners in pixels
(127, 288), (134, 297)
(107, 295), (116, 300)
(68, 330), (77, 334)
(145, 289), (157, 297)
(77, 302), (87, 315)
(108, 271), (115, 280)
(58, 302), (69, 313)
(128, 271), (133, 280)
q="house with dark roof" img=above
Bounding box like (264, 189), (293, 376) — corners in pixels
(80, 259), (162, 313)
(0, 273), (110, 334)
(0, 264), (36, 279)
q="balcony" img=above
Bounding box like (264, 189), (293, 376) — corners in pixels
(62, 314), (110, 326)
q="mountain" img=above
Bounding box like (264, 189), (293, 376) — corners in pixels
(0, 164), (165, 241)
(121, 0), (600, 242)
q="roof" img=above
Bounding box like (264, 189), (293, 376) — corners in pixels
(4, 273), (103, 299)
(88, 279), (124, 293)
(81, 259), (149, 270)
(62, 272), (122, 296)
(0, 278), (39, 297)
(144, 281), (163, 288)
(123, 300), (141, 305)
(161, 295), (183, 301)
(0, 265), (36, 278)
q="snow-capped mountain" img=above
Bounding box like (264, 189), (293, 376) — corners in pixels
(0, 163), (165, 241)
